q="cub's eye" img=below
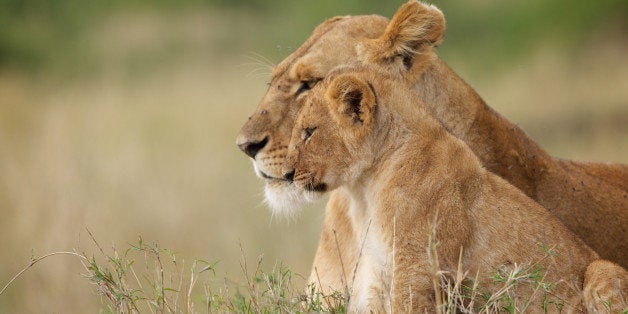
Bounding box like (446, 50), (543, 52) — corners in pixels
(302, 127), (317, 141)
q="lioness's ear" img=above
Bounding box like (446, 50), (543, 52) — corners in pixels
(358, 0), (445, 72)
(326, 74), (376, 133)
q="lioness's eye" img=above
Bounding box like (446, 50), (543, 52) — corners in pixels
(296, 81), (311, 95)
(296, 80), (317, 95)
(302, 127), (317, 141)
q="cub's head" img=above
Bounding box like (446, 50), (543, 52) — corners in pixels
(282, 70), (380, 196)
(236, 15), (388, 214)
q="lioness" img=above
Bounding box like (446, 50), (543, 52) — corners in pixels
(235, 0), (628, 274)
(282, 66), (599, 312)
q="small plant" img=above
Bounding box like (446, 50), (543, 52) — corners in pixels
(1, 229), (218, 313)
(428, 222), (563, 314)
(227, 243), (349, 313)
(82, 231), (219, 313)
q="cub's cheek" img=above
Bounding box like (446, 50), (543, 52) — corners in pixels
(304, 167), (328, 193)
(292, 170), (318, 192)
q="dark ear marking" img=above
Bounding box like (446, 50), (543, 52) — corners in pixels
(344, 89), (364, 124)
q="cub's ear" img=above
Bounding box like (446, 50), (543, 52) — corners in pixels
(358, 0), (445, 72)
(326, 74), (376, 133)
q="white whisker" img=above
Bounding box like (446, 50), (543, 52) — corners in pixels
(245, 51), (276, 69)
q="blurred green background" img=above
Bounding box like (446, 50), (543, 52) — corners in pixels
(1, 0), (627, 311)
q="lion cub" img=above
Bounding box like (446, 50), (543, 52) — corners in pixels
(282, 67), (600, 312)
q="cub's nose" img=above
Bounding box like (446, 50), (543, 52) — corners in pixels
(237, 136), (269, 159)
(283, 170), (295, 182)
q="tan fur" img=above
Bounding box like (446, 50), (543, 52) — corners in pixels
(284, 67), (600, 312)
(560, 159), (628, 192)
(356, 1), (628, 269)
(310, 192), (358, 293)
(236, 1), (627, 274)
(583, 260), (628, 313)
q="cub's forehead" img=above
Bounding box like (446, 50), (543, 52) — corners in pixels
(298, 90), (329, 119)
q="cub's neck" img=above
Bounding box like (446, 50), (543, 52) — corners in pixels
(342, 101), (483, 218)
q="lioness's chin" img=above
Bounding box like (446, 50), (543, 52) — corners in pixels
(263, 180), (322, 217)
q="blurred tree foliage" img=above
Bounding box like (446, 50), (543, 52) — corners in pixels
(1, 0), (626, 75)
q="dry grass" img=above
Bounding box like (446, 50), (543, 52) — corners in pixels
(0, 232), (344, 313)
(0, 226), (584, 313)
(0, 6), (626, 313)
(428, 226), (566, 314)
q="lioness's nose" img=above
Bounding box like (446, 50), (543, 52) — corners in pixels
(237, 136), (268, 159)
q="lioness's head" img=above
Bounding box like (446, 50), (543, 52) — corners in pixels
(236, 15), (388, 214)
(236, 1), (445, 214)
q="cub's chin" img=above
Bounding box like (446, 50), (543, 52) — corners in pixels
(263, 180), (322, 217)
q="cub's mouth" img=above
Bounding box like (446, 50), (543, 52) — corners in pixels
(307, 183), (327, 192)
(301, 181), (327, 193)
(288, 170), (328, 193)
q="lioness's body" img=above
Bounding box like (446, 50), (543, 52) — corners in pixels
(285, 68), (599, 312)
(399, 57), (628, 264)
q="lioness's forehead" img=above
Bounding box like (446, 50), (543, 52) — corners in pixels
(271, 15), (388, 81)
